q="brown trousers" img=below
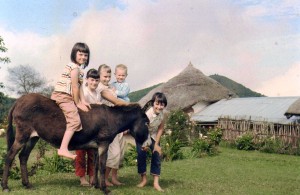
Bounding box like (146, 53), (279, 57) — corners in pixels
(51, 91), (82, 132)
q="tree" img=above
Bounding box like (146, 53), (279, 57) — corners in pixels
(0, 36), (10, 89)
(0, 36), (10, 65)
(7, 65), (50, 96)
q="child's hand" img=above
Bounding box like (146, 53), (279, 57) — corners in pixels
(82, 101), (91, 109)
(142, 146), (149, 151)
(77, 102), (90, 112)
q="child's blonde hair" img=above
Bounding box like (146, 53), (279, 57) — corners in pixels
(115, 64), (128, 75)
(98, 64), (111, 74)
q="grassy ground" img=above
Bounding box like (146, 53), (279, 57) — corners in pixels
(1, 137), (300, 195)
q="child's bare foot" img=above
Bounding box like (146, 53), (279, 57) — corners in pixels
(57, 149), (76, 160)
(154, 183), (164, 192)
(105, 180), (114, 187)
(137, 179), (147, 188)
(112, 179), (124, 186)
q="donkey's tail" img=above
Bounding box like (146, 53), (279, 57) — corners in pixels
(6, 102), (16, 152)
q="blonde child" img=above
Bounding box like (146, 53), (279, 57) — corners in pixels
(97, 64), (128, 186)
(75, 68), (100, 186)
(111, 64), (130, 102)
(51, 42), (91, 160)
(137, 92), (167, 192)
(105, 64), (130, 186)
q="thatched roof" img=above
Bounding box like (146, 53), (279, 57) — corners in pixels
(139, 63), (236, 111)
(284, 98), (300, 118)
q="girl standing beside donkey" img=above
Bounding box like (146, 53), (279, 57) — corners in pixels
(51, 42), (91, 160)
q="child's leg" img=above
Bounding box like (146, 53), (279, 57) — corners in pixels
(75, 150), (89, 185)
(153, 175), (164, 192)
(111, 168), (124, 185)
(105, 167), (113, 186)
(87, 149), (95, 184)
(58, 130), (76, 159)
(111, 133), (125, 185)
(137, 173), (147, 188)
(136, 142), (147, 187)
(52, 92), (81, 160)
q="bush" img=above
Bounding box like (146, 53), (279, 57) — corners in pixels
(208, 127), (223, 146)
(42, 150), (74, 173)
(166, 110), (190, 144)
(191, 138), (217, 157)
(161, 135), (184, 161)
(258, 137), (283, 153)
(235, 133), (256, 150)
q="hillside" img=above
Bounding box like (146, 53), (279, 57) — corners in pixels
(128, 83), (163, 102)
(129, 74), (264, 102)
(209, 74), (265, 97)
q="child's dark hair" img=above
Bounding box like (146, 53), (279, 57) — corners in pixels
(151, 92), (167, 106)
(86, 68), (100, 79)
(70, 42), (90, 68)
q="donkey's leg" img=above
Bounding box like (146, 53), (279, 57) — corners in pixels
(19, 136), (40, 189)
(1, 140), (26, 192)
(97, 142), (110, 194)
(93, 150), (99, 187)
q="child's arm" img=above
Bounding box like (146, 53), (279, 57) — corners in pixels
(114, 83), (130, 98)
(153, 118), (165, 156)
(79, 86), (91, 109)
(71, 68), (89, 112)
(101, 89), (129, 106)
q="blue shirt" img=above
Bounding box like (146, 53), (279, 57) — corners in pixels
(111, 81), (130, 102)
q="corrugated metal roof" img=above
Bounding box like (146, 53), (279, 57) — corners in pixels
(191, 97), (300, 124)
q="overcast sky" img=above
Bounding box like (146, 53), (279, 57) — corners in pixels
(0, 0), (299, 97)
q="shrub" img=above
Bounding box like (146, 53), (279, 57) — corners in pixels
(191, 138), (217, 157)
(235, 133), (256, 150)
(161, 135), (184, 161)
(42, 150), (74, 173)
(208, 127), (223, 146)
(124, 144), (138, 166)
(258, 137), (282, 153)
(166, 110), (190, 144)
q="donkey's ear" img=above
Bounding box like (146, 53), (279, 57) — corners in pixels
(142, 100), (152, 113)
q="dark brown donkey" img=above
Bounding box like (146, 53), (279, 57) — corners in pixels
(1, 93), (149, 194)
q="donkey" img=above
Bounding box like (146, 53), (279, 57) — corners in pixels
(1, 93), (149, 194)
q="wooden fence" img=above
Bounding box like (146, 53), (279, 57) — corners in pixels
(218, 117), (300, 147)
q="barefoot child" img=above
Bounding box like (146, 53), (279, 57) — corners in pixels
(97, 64), (129, 186)
(105, 64), (130, 186)
(136, 92), (167, 192)
(76, 68), (100, 186)
(51, 42), (91, 160)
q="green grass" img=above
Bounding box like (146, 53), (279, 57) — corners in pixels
(1, 138), (300, 195)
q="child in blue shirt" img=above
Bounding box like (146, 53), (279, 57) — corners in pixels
(111, 64), (130, 102)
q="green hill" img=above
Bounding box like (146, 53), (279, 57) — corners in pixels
(209, 74), (265, 97)
(128, 83), (163, 102)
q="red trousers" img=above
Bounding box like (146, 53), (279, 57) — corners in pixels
(75, 149), (95, 177)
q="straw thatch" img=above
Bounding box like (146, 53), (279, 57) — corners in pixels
(139, 62), (236, 112)
(285, 98), (300, 118)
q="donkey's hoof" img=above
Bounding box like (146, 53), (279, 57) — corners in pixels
(24, 184), (33, 189)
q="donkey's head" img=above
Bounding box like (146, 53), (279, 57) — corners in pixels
(128, 104), (149, 145)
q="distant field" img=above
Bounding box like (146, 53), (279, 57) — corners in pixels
(1, 137), (300, 195)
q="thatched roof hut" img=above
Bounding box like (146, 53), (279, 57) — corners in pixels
(284, 98), (300, 118)
(139, 63), (236, 112)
